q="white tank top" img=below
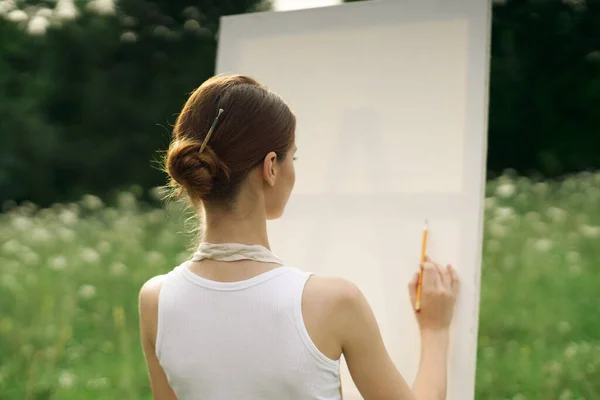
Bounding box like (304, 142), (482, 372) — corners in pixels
(156, 259), (342, 399)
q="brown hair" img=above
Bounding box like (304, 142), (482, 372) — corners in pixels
(164, 75), (296, 206)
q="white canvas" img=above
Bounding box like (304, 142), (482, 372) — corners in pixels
(216, 1), (491, 398)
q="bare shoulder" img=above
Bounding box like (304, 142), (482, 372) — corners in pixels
(303, 275), (366, 327)
(304, 275), (363, 306)
(139, 274), (167, 306)
(301, 275), (368, 360)
(139, 274), (168, 326)
(138, 275), (168, 347)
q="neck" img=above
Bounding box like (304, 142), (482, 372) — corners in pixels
(202, 205), (270, 249)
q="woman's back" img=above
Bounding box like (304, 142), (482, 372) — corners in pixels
(154, 261), (341, 400)
(140, 75), (459, 400)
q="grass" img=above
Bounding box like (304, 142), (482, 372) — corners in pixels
(1, 174), (599, 399)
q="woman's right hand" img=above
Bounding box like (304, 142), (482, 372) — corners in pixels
(408, 256), (459, 331)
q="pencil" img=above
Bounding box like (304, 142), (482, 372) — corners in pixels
(415, 220), (428, 312)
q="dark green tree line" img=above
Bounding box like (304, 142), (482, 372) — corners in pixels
(1, 0), (599, 207)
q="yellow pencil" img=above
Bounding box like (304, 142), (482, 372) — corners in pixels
(415, 220), (428, 312)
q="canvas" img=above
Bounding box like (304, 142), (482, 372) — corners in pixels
(216, 1), (491, 398)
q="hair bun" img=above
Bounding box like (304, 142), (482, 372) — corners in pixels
(166, 139), (230, 200)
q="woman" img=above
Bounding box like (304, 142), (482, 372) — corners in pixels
(139, 74), (459, 400)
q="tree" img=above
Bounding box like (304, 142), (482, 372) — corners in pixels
(0, 0), (269, 207)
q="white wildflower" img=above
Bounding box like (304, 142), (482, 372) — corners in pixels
(564, 343), (577, 359)
(55, 0), (78, 20)
(182, 6), (201, 19)
(86, 377), (109, 389)
(1, 275), (20, 292)
(563, 177), (578, 191)
(487, 222), (506, 238)
(2, 239), (21, 254)
(0, 0), (16, 15)
(27, 15), (49, 35)
(81, 194), (103, 210)
(31, 227), (51, 242)
(22, 251), (40, 265)
(7, 9), (27, 22)
(494, 206), (515, 221)
(546, 207), (567, 222)
(559, 389), (573, 400)
(49, 256), (68, 271)
(154, 25), (170, 37)
(546, 360), (562, 375)
(86, 0), (114, 15)
(566, 251), (581, 264)
(124, 32), (141, 44)
(97, 241), (112, 254)
(59, 209), (78, 225)
(58, 227), (75, 242)
(118, 192), (137, 208)
(484, 197), (496, 210)
(534, 238), (552, 252)
(533, 182), (549, 195)
(109, 262), (127, 277)
(12, 215), (32, 230)
(58, 370), (76, 389)
(184, 19), (201, 33)
(81, 248), (100, 264)
(78, 284), (97, 299)
(36, 7), (52, 18)
(580, 224), (600, 238)
(496, 183), (516, 198)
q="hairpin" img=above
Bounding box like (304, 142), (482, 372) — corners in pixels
(199, 108), (224, 153)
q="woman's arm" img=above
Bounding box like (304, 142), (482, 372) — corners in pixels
(337, 259), (459, 400)
(412, 329), (450, 400)
(139, 276), (178, 400)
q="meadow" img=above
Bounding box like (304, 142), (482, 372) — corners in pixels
(0, 173), (599, 400)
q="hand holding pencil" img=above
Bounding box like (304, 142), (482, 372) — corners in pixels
(408, 223), (460, 330)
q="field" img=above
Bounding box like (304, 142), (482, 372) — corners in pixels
(1, 173), (599, 400)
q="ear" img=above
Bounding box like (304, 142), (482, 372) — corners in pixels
(262, 151), (278, 187)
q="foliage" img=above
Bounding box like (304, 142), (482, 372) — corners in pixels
(0, 0), (267, 207)
(1, 0), (600, 204)
(0, 173), (599, 399)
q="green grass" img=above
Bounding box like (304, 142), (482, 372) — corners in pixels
(1, 174), (599, 399)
